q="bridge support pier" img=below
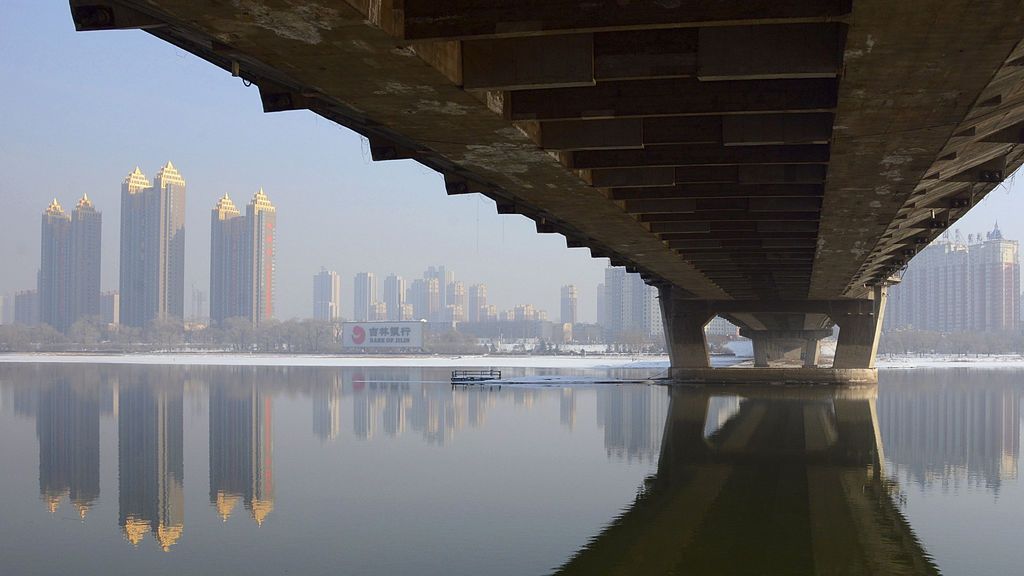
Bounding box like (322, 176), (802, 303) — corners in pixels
(832, 286), (887, 370)
(658, 286), (715, 369)
(657, 286), (886, 383)
(741, 329), (832, 368)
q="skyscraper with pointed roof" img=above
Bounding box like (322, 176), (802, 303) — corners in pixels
(119, 163), (186, 327)
(39, 199), (71, 332)
(209, 189), (276, 325)
(245, 188), (276, 325)
(210, 194), (245, 324)
(153, 161), (187, 322)
(70, 194), (102, 324)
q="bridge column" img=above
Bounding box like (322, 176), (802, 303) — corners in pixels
(803, 338), (822, 368)
(740, 329), (832, 368)
(658, 286), (715, 371)
(832, 286), (887, 369)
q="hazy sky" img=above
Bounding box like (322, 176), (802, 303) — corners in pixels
(1, 2), (1021, 322)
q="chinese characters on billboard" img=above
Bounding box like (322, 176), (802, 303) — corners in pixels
(342, 321), (424, 349)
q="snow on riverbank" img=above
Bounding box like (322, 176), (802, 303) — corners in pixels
(0, 352), (671, 369)
(4, 352), (1021, 371)
(877, 354), (1024, 369)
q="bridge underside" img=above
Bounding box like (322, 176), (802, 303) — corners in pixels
(71, 1), (1024, 376)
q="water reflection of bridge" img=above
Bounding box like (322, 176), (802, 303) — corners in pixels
(555, 386), (940, 576)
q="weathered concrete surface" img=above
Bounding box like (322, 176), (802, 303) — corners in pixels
(69, 1), (1024, 372)
(812, 0), (1024, 297)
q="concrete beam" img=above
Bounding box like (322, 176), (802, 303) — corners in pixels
(594, 29), (697, 80)
(257, 84), (317, 113)
(398, 1), (853, 41)
(443, 173), (497, 196)
(667, 239), (818, 249)
(367, 135), (421, 161)
(722, 113), (834, 145)
(70, 1), (164, 31)
(659, 230), (819, 241)
(608, 184), (825, 200)
(462, 34), (595, 90)
(665, 299), (875, 315)
(540, 119), (644, 151)
(650, 220), (819, 234)
(590, 164), (828, 188)
(697, 24), (843, 80)
(570, 144), (830, 169)
(624, 197), (822, 213)
(641, 211), (820, 223)
(677, 165), (829, 184)
(506, 78), (838, 121)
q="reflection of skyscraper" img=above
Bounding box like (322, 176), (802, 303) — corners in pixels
(312, 373), (342, 441)
(37, 380), (100, 517)
(118, 377), (184, 551)
(560, 387), (576, 430)
(346, 369), (497, 445)
(597, 385), (670, 462)
(208, 376), (275, 524)
(878, 372), (1021, 492)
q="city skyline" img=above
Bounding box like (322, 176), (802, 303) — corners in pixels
(0, 3), (607, 323)
(3, 4), (1024, 326)
(886, 223), (1020, 333)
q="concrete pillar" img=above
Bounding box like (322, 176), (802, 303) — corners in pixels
(740, 329), (831, 369)
(658, 286), (715, 370)
(803, 338), (821, 368)
(832, 286), (887, 369)
(752, 335), (770, 367)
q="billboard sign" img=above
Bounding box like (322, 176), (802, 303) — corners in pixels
(342, 321), (424, 349)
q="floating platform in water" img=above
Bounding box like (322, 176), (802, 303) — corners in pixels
(451, 369), (501, 384)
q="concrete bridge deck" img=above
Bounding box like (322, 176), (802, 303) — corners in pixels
(69, 1), (1024, 378)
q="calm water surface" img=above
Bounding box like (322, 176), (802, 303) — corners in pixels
(0, 363), (1021, 575)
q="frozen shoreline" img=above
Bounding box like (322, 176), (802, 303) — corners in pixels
(2, 352), (1022, 370)
(877, 354), (1024, 369)
(0, 352), (673, 369)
